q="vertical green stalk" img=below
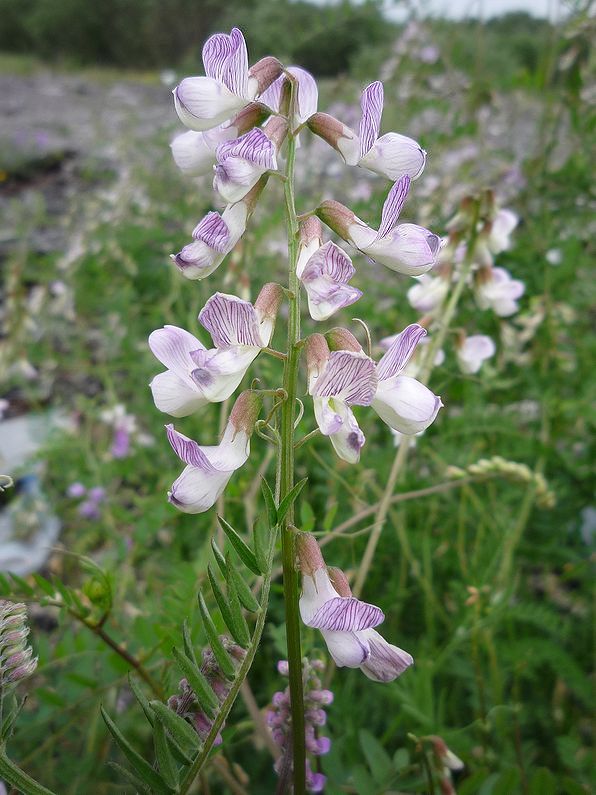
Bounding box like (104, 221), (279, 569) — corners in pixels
(353, 200), (481, 599)
(278, 92), (306, 794)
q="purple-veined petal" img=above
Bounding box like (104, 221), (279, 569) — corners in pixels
(192, 211), (230, 253)
(202, 422), (250, 470)
(372, 375), (442, 435)
(171, 242), (224, 280)
(166, 425), (216, 470)
(359, 628), (413, 682)
(199, 293), (264, 348)
(376, 324), (427, 380)
(307, 596), (384, 631)
(216, 128), (277, 169)
(150, 371), (207, 417)
(300, 241), (355, 284)
(148, 325), (205, 376)
(312, 351), (377, 405)
(359, 132), (426, 180)
(321, 629), (370, 667)
(223, 28), (250, 98)
(202, 31), (235, 82)
(304, 279), (362, 322)
(358, 81), (383, 159)
(376, 176), (411, 240)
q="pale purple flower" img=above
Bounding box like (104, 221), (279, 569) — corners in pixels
(475, 266), (525, 317)
(299, 566), (385, 666)
(488, 208), (518, 254)
(78, 500), (101, 520)
(149, 285), (281, 417)
(372, 324), (443, 435)
(165, 390), (260, 514)
(318, 177), (440, 277)
(259, 66), (318, 131)
(306, 336), (377, 464)
(456, 334), (496, 374)
(298, 240), (362, 321)
(296, 536), (413, 682)
(213, 127), (277, 203)
(407, 273), (449, 314)
(88, 487), (106, 502)
(111, 426), (130, 458)
(66, 482), (86, 498)
(172, 201), (248, 280)
(308, 81), (426, 181)
(174, 28), (257, 131)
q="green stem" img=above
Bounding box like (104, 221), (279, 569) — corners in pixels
(0, 746), (58, 795)
(277, 101), (306, 794)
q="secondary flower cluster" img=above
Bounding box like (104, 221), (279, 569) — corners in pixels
(150, 25), (444, 512)
(267, 658), (332, 792)
(297, 533), (413, 682)
(167, 640), (246, 744)
(405, 192), (523, 377)
(0, 600), (37, 685)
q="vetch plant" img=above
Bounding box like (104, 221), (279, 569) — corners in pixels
(102, 25), (447, 795)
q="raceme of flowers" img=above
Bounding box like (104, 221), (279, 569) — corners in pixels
(267, 658), (332, 792)
(152, 26), (445, 513)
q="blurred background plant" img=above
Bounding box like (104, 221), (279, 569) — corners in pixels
(0, 0), (593, 792)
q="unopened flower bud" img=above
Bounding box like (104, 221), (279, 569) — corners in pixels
(296, 532), (326, 576)
(325, 328), (362, 353)
(307, 113), (359, 164)
(327, 566), (352, 597)
(304, 334), (330, 389)
(255, 282), (284, 325)
(248, 56), (284, 95)
(229, 391), (262, 436)
(315, 200), (356, 242)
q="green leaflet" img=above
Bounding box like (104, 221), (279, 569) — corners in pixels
(101, 706), (173, 794)
(217, 515), (261, 575)
(171, 647), (219, 717)
(150, 702), (201, 756)
(197, 592), (237, 679)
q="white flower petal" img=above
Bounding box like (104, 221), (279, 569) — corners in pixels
(150, 371), (207, 417)
(372, 375), (442, 435)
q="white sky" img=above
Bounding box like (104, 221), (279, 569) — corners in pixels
(308, 0), (565, 21)
(404, 0), (563, 20)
